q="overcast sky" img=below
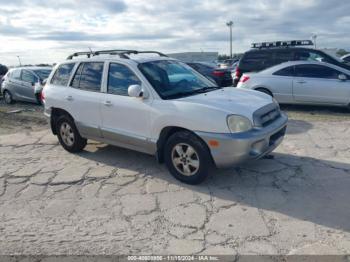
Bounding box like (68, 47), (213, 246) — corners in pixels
(0, 0), (349, 65)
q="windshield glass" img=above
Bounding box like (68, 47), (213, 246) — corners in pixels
(33, 69), (52, 80)
(138, 60), (219, 99)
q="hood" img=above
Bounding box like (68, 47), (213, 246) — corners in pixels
(177, 87), (273, 121)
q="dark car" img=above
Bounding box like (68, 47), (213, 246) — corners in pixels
(187, 62), (233, 87)
(0, 64), (8, 84)
(233, 40), (350, 86)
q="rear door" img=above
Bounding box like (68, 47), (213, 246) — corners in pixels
(270, 65), (295, 103)
(293, 64), (350, 104)
(68, 61), (105, 138)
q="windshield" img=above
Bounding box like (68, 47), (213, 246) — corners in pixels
(33, 69), (52, 81)
(138, 60), (219, 99)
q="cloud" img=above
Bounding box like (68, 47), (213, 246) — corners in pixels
(0, 0), (349, 65)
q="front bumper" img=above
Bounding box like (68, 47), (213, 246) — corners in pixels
(196, 112), (288, 168)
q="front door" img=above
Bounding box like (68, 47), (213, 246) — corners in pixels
(20, 70), (38, 102)
(293, 64), (350, 105)
(100, 62), (154, 154)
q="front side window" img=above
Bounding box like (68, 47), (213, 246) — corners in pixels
(273, 66), (294, 77)
(21, 70), (37, 83)
(138, 60), (218, 99)
(71, 62), (104, 92)
(295, 64), (342, 79)
(33, 69), (52, 81)
(11, 69), (21, 80)
(51, 63), (75, 86)
(107, 63), (141, 96)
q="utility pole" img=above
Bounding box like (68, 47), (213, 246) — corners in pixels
(17, 56), (22, 66)
(311, 34), (317, 49)
(226, 21), (234, 58)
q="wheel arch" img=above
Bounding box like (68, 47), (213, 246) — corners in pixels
(50, 108), (74, 135)
(254, 86), (274, 97)
(156, 126), (213, 164)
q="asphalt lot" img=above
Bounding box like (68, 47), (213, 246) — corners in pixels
(0, 100), (349, 256)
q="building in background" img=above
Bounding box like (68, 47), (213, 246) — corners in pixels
(167, 52), (218, 63)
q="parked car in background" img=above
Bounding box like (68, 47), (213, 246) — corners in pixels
(341, 54), (350, 63)
(1, 66), (52, 104)
(186, 62), (233, 87)
(237, 61), (350, 108)
(218, 58), (239, 69)
(234, 40), (350, 86)
(43, 49), (287, 184)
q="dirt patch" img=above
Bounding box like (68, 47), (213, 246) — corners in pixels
(0, 100), (48, 135)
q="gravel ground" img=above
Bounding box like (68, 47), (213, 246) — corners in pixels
(0, 100), (349, 257)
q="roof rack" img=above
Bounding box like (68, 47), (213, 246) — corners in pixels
(251, 40), (314, 49)
(66, 49), (168, 60)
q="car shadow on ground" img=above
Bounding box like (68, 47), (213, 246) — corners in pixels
(78, 143), (350, 234)
(285, 119), (313, 135)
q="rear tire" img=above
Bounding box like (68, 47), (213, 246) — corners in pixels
(56, 115), (87, 153)
(3, 90), (14, 104)
(164, 131), (212, 184)
(256, 88), (273, 97)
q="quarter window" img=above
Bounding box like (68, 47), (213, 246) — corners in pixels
(51, 63), (75, 86)
(295, 64), (342, 79)
(107, 63), (141, 96)
(71, 62), (104, 92)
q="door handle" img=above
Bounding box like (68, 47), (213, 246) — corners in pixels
(297, 80), (306, 84)
(103, 101), (112, 107)
(66, 96), (74, 101)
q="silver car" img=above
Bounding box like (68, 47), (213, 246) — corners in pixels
(237, 61), (350, 107)
(1, 67), (52, 104)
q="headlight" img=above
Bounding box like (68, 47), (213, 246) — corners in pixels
(227, 115), (253, 133)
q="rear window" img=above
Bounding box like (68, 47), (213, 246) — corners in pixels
(51, 63), (75, 86)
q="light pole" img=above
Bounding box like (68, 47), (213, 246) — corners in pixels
(17, 56), (22, 66)
(226, 21), (233, 58)
(311, 34), (317, 49)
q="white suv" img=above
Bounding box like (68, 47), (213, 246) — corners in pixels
(43, 50), (288, 184)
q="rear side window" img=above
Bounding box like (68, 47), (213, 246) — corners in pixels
(295, 64), (341, 79)
(71, 62), (104, 92)
(274, 51), (294, 64)
(240, 51), (273, 71)
(51, 63), (75, 86)
(11, 69), (21, 80)
(273, 66), (294, 77)
(107, 63), (141, 96)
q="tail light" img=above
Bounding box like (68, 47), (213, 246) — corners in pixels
(40, 90), (45, 103)
(234, 68), (241, 79)
(239, 75), (250, 83)
(212, 70), (225, 77)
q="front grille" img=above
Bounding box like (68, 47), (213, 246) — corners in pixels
(253, 103), (281, 127)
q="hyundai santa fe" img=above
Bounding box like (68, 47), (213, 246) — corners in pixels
(43, 50), (288, 184)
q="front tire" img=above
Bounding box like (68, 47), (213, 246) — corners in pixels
(56, 115), (87, 153)
(164, 131), (212, 184)
(3, 90), (14, 104)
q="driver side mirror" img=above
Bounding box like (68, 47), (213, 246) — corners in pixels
(338, 74), (347, 81)
(128, 84), (149, 98)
